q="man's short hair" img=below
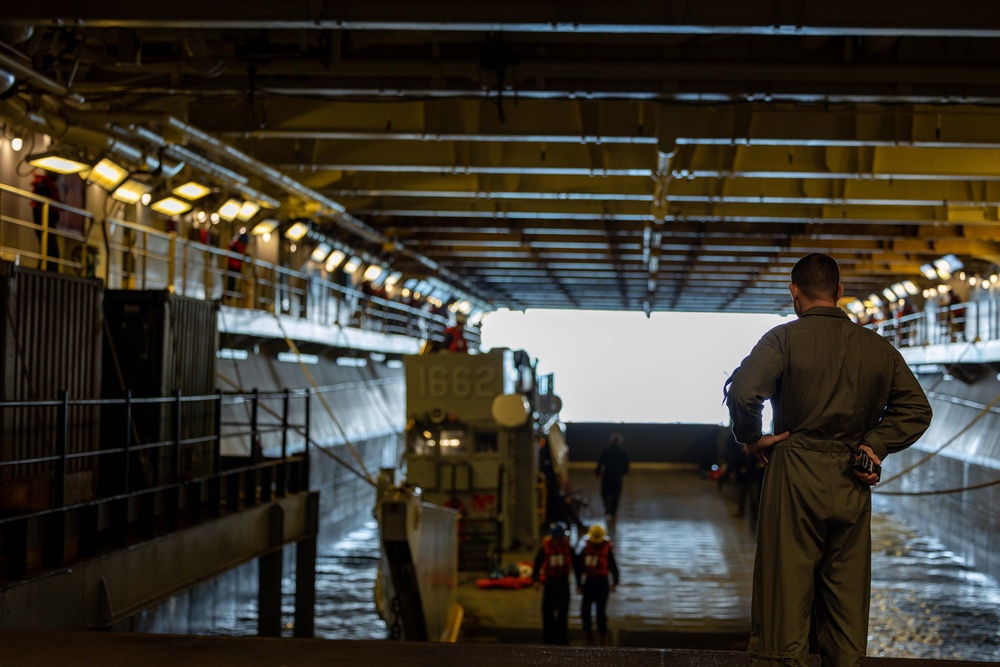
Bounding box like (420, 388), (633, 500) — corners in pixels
(791, 253), (840, 301)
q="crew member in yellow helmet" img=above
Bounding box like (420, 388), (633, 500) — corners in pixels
(575, 523), (619, 646)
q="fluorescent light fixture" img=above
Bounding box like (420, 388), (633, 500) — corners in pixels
(251, 219), (280, 235)
(938, 254), (964, 272)
(150, 196), (192, 216)
(403, 278), (419, 290)
(285, 221), (309, 241)
(336, 357), (367, 367)
(902, 280), (919, 295)
(890, 283), (908, 298)
(217, 348), (249, 360)
(370, 352), (386, 362)
(845, 299), (865, 315)
(363, 264), (384, 281)
(217, 199), (242, 222)
(324, 249), (347, 272)
(386, 359), (404, 370)
(343, 256), (362, 274)
(310, 243), (332, 262)
(27, 149), (90, 175)
(237, 201), (260, 221)
(112, 178), (155, 204)
(87, 158), (129, 190)
(881, 288), (896, 302)
(868, 293), (883, 307)
(384, 271), (403, 288)
(172, 181), (211, 200)
(919, 264), (937, 280)
(277, 351), (319, 364)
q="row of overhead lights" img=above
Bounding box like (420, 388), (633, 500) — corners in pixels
(15, 137), (486, 320)
(21, 145), (277, 221)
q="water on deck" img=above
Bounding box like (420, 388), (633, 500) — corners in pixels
(228, 463), (1000, 661)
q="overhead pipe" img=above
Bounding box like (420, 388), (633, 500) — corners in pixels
(163, 116), (492, 306)
(0, 97), (168, 174)
(0, 44), (86, 107)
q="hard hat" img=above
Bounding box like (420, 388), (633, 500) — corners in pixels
(587, 524), (606, 543)
(548, 521), (569, 538)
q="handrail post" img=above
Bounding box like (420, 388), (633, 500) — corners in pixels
(281, 388), (290, 460)
(124, 390), (132, 494)
(213, 389), (223, 475)
(251, 387), (261, 464)
(40, 202), (50, 271)
(167, 231), (177, 293)
(304, 389), (311, 458)
(55, 389), (68, 507)
(173, 389), (182, 482)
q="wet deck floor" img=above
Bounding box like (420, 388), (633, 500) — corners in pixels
(458, 463), (756, 649)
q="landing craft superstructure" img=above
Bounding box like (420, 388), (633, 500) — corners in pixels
(402, 349), (556, 569)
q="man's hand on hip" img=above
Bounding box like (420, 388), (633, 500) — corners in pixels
(743, 432), (790, 466)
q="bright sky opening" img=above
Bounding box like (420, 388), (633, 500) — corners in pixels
(480, 309), (791, 425)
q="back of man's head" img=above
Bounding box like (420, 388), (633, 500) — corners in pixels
(791, 253), (840, 302)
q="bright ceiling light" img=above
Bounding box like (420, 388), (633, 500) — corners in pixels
(343, 256), (362, 274)
(150, 196), (193, 216)
(324, 250), (346, 272)
(919, 264), (937, 280)
(902, 280), (919, 295)
(10, 137), (22, 152)
(251, 219), (280, 235)
(310, 243), (332, 262)
(111, 178), (155, 205)
(363, 264), (384, 281)
(384, 271), (403, 288)
(237, 201), (261, 221)
(868, 293), (883, 307)
(86, 158), (129, 191)
(172, 181), (211, 200)
(216, 199), (242, 222)
(285, 221), (309, 241)
(27, 149), (90, 175)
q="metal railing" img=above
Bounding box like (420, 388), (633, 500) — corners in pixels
(0, 180), (480, 347)
(0, 182), (97, 274)
(0, 387), (314, 579)
(871, 296), (1000, 350)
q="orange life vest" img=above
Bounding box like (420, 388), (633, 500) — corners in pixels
(580, 540), (612, 578)
(541, 535), (573, 579)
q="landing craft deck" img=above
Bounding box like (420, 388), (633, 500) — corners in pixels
(458, 463), (756, 649)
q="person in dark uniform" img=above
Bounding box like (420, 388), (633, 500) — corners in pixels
(575, 524), (619, 646)
(532, 521), (573, 645)
(30, 170), (61, 271)
(595, 432), (629, 521)
(726, 253), (932, 666)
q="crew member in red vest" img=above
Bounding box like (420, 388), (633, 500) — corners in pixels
(532, 521), (574, 645)
(441, 312), (469, 352)
(576, 523), (619, 646)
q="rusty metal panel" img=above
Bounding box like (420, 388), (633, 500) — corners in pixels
(0, 262), (103, 502)
(101, 290), (218, 486)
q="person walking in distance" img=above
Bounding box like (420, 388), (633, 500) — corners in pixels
(725, 253), (932, 666)
(596, 433), (629, 522)
(576, 524), (619, 646)
(532, 521), (574, 645)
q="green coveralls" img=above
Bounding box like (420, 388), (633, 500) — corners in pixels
(727, 306), (932, 666)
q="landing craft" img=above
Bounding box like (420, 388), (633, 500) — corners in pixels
(375, 348), (564, 640)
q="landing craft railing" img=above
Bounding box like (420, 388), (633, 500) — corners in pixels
(0, 388), (312, 580)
